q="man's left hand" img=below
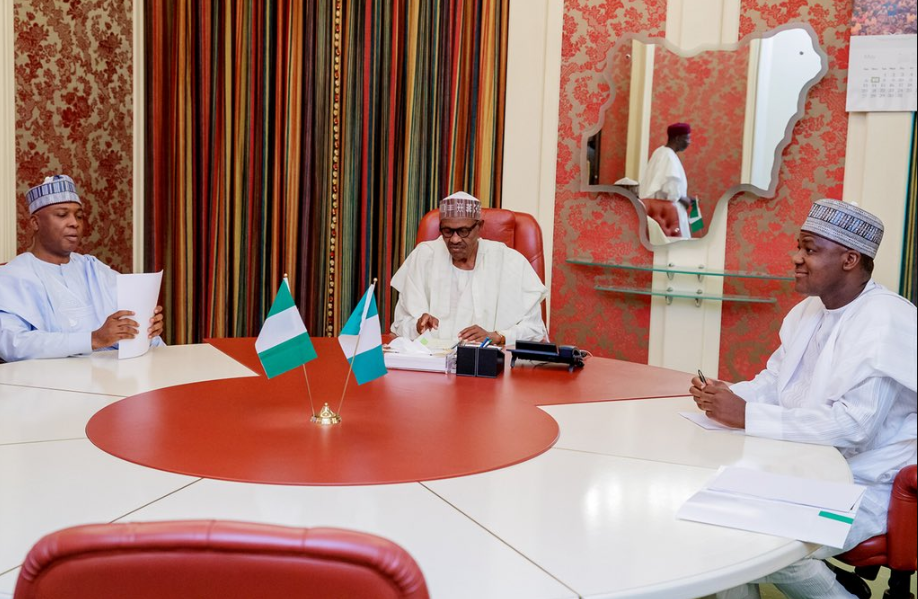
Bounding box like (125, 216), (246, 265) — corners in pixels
(689, 379), (746, 429)
(458, 325), (495, 344)
(148, 305), (164, 339)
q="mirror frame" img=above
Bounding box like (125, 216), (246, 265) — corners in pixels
(581, 23), (829, 251)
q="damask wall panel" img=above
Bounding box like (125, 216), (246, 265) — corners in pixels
(552, 0), (851, 379)
(14, 0), (133, 273)
(719, 0), (850, 382)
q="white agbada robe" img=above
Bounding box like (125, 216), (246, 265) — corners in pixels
(639, 146), (691, 238)
(0, 252), (163, 362)
(718, 281), (917, 599)
(390, 239), (547, 345)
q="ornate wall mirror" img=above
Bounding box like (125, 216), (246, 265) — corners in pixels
(581, 24), (828, 250)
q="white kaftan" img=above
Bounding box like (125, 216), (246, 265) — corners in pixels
(390, 239), (547, 345)
(639, 146), (691, 238)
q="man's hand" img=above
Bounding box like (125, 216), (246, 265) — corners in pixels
(689, 376), (746, 429)
(149, 305), (164, 339)
(92, 310), (139, 350)
(458, 325), (501, 344)
(416, 313), (439, 335)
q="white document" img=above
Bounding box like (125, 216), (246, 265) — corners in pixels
(679, 411), (743, 433)
(116, 271), (163, 360)
(384, 334), (454, 373)
(677, 466), (865, 548)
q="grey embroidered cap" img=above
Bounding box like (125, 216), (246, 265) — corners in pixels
(439, 191), (482, 220)
(801, 199), (884, 258)
(26, 175), (82, 214)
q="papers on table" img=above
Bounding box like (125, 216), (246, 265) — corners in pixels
(116, 271), (163, 360)
(677, 466), (865, 548)
(679, 411), (743, 433)
(383, 333), (454, 373)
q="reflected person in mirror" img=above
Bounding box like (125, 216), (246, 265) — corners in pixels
(639, 122), (697, 239)
(690, 200), (916, 599)
(390, 191), (547, 346)
(0, 175), (165, 362)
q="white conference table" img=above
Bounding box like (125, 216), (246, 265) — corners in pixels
(0, 344), (851, 599)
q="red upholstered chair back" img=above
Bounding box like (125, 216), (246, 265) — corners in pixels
(14, 521), (430, 599)
(416, 208), (545, 284)
(640, 199), (682, 238)
(835, 464), (916, 595)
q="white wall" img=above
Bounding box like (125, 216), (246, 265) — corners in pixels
(0, 3), (16, 263)
(501, 0), (564, 326)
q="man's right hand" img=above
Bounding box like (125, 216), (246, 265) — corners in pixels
(92, 310), (139, 350)
(416, 313), (439, 335)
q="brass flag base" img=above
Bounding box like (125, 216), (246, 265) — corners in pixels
(310, 402), (342, 425)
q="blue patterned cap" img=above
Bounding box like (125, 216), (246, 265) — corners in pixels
(801, 199), (883, 258)
(26, 175), (82, 214)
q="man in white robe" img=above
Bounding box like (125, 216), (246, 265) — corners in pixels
(390, 191), (547, 346)
(690, 199), (917, 599)
(639, 122), (696, 239)
(0, 175), (164, 362)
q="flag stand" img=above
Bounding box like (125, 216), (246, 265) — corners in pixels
(311, 278), (378, 426)
(302, 364), (317, 418)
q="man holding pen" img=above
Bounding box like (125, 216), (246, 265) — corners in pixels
(690, 199), (916, 599)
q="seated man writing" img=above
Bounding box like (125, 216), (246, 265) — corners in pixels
(0, 175), (164, 362)
(690, 199), (916, 599)
(390, 191), (548, 345)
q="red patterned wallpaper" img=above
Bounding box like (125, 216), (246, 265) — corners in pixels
(552, 0), (850, 380)
(550, 1), (667, 362)
(14, 0), (134, 273)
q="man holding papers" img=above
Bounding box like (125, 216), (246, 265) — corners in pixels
(690, 199), (917, 599)
(390, 191), (547, 346)
(0, 175), (164, 362)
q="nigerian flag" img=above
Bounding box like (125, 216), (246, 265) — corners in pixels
(337, 283), (387, 385)
(255, 279), (317, 378)
(688, 198), (704, 233)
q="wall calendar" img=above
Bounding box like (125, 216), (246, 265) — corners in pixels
(846, 34), (917, 113)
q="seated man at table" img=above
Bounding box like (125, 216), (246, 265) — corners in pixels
(390, 191), (547, 346)
(690, 199), (917, 599)
(0, 175), (164, 362)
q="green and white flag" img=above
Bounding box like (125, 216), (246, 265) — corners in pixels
(337, 283), (387, 385)
(688, 198), (704, 234)
(255, 279), (317, 378)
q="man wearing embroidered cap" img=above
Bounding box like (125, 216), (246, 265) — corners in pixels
(0, 175), (164, 362)
(390, 191), (547, 345)
(639, 122), (697, 238)
(690, 199), (916, 599)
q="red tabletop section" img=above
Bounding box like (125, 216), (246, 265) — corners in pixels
(87, 338), (693, 486)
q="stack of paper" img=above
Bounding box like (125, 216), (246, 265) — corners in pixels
(383, 334), (452, 373)
(677, 466), (865, 547)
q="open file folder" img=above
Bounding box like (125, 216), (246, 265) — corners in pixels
(676, 466), (866, 548)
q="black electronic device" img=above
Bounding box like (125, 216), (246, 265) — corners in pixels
(509, 341), (586, 372)
(456, 345), (505, 378)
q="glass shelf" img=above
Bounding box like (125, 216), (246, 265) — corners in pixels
(568, 258), (793, 281)
(595, 285), (777, 306)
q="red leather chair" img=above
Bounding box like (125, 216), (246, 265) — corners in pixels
(640, 198), (682, 238)
(417, 208), (545, 284)
(835, 465), (917, 599)
(13, 520), (430, 599)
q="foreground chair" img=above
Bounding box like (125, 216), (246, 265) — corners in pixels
(14, 520), (429, 599)
(834, 465), (917, 599)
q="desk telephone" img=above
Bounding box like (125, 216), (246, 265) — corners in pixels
(508, 341), (586, 372)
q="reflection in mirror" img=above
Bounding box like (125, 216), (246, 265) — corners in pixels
(582, 24), (828, 250)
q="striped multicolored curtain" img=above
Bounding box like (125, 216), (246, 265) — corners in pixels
(145, 0), (508, 343)
(901, 114), (917, 304)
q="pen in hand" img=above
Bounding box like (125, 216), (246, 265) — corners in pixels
(697, 369), (707, 386)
